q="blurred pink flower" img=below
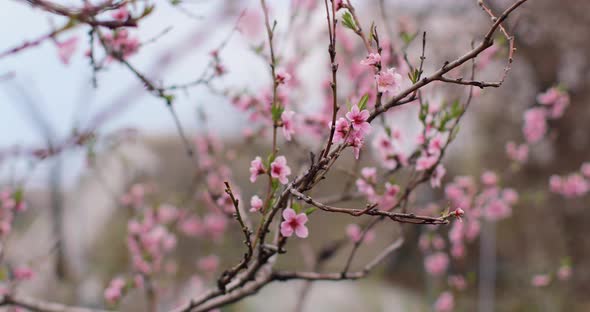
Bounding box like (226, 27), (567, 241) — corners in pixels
(360, 53), (381, 66)
(56, 37), (78, 64)
(424, 252), (449, 276)
(375, 68), (402, 94)
(434, 291), (454, 312)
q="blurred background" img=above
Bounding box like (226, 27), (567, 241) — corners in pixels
(0, 0), (589, 311)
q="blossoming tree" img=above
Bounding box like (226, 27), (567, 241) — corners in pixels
(1, 0), (584, 311)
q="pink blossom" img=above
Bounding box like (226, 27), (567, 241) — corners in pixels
(502, 188), (519, 205)
(250, 195), (263, 213)
(203, 213), (227, 240)
(531, 274), (551, 287)
(428, 134), (445, 157)
(481, 170), (498, 186)
(345, 105), (372, 135)
(432, 235), (446, 250)
(56, 37), (78, 64)
(198, 255), (219, 273)
(434, 291), (454, 312)
(549, 175), (563, 193)
(350, 135), (365, 160)
(356, 179), (375, 200)
(453, 208), (465, 222)
(375, 68), (402, 94)
(275, 68), (291, 85)
(249, 157), (265, 183)
(270, 156), (292, 184)
(333, 117), (351, 143)
(281, 111), (296, 141)
(484, 199), (511, 221)
(431, 164), (446, 188)
(523, 108), (547, 143)
(581, 162), (590, 178)
(557, 266), (572, 281)
(360, 167), (377, 182)
(537, 87), (560, 105)
(111, 6), (129, 21)
(360, 53), (381, 66)
(424, 252), (449, 276)
(292, 0), (318, 10)
(346, 224), (375, 243)
(13, 266), (34, 281)
(157, 204), (178, 223)
(280, 208), (309, 238)
(561, 174), (589, 197)
(104, 277), (126, 303)
(379, 182), (400, 207)
(448, 275), (467, 290)
(505, 141), (529, 163)
(179, 216), (204, 237)
(416, 154), (438, 171)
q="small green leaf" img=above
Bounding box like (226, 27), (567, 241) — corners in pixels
(304, 207), (317, 215)
(13, 188), (24, 203)
(357, 94), (369, 110)
(271, 102), (284, 122)
(266, 153), (276, 168)
(271, 179), (280, 192)
(400, 31), (417, 46)
(450, 99), (463, 117)
(384, 126), (392, 138)
(292, 202), (302, 214)
(341, 11), (357, 31)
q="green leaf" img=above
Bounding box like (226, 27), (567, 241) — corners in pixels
(13, 188), (24, 203)
(163, 94), (175, 104)
(304, 207), (317, 215)
(384, 126), (392, 138)
(450, 99), (463, 117)
(357, 94), (369, 110)
(266, 153), (276, 168)
(271, 179), (280, 193)
(418, 101), (429, 122)
(400, 31), (417, 46)
(368, 22), (376, 44)
(271, 102), (284, 122)
(408, 68), (421, 84)
(341, 11), (357, 31)
(292, 202), (302, 214)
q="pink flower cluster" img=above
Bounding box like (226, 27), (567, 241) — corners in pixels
(104, 277), (126, 303)
(0, 188), (26, 237)
(127, 206), (178, 275)
(355, 167), (400, 208)
(333, 104), (372, 159)
(522, 86), (570, 143)
(505, 141), (529, 164)
(424, 252), (450, 277)
(434, 291), (454, 312)
(372, 128), (408, 170)
(445, 173), (518, 258)
(250, 155), (292, 185)
(549, 162), (590, 198)
(103, 29), (140, 59)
